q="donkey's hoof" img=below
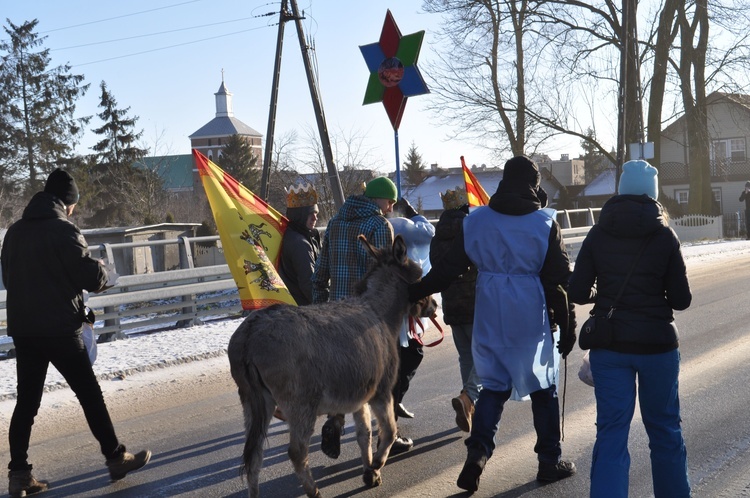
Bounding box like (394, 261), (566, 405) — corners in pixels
(363, 468), (382, 487)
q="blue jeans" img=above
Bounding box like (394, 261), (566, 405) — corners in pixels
(589, 349), (689, 498)
(450, 323), (481, 403)
(9, 336), (122, 471)
(466, 385), (561, 463)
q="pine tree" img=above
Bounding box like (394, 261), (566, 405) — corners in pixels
(219, 134), (260, 191)
(0, 19), (90, 194)
(581, 128), (607, 184)
(90, 81), (158, 226)
(91, 81), (148, 167)
(403, 141), (426, 185)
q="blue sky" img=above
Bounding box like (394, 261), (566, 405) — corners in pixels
(3, 0), (585, 173)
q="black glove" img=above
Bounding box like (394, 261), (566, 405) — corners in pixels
(394, 197), (418, 219)
(83, 306), (96, 324)
(556, 303), (577, 359)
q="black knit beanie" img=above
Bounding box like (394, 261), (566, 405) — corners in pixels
(44, 168), (79, 205)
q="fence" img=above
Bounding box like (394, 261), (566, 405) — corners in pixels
(671, 214), (724, 242)
(0, 208), (600, 353)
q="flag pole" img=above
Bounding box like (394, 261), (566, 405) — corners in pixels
(394, 129), (402, 198)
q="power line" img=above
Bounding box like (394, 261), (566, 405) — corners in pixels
(39, 0), (206, 34)
(72, 25), (270, 67)
(51, 15), (273, 51)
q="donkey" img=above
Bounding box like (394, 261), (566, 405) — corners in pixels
(227, 235), (430, 498)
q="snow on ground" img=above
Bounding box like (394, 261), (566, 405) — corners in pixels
(0, 238), (748, 409)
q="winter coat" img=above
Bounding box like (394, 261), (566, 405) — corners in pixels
(1, 192), (108, 337)
(430, 207), (477, 325)
(278, 207), (321, 306)
(568, 195), (691, 354)
(312, 195), (393, 303)
(409, 190), (571, 397)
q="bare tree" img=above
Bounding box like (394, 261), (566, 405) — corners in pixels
(300, 125), (382, 221)
(423, 0), (549, 158)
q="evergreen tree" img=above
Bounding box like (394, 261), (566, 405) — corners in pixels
(219, 134), (259, 191)
(581, 128), (608, 184)
(90, 81), (159, 226)
(0, 19), (89, 194)
(402, 141), (426, 185)
(91, 81), (148, 167)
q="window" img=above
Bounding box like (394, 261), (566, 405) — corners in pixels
(713, 187), (722, 213)
(675, 190), (689, 207)
(673, 188), (722, 212)
(218, 138), (222, 146)
(208, 139), (212, 146)
(712, 138), (746, 162)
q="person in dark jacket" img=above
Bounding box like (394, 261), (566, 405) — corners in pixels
(0, 169), (151, 497)
(739, 180), (750, 239)
(568, 160), (692, 498)
(431, 187), (481, 432)
(409, 156), (577, 493)
(278, 182), (321, 306)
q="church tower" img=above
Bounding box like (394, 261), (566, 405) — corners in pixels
(189, 76), (263, 166)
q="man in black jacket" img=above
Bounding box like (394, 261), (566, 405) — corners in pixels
(740, 181), (750, 239)
(1, 169), (150, 497)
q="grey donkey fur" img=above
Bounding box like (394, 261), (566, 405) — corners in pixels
(227, 235), (436, 498)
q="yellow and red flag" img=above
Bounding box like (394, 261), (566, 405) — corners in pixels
(461, 156), (490, 206)
(193, 150), (296, 310)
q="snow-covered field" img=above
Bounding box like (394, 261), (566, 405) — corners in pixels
(0, 238), (748, 405)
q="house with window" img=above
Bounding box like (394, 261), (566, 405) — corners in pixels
(660, 91), (750, 216)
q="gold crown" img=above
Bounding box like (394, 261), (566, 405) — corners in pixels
(286, 182), (318, 208)
(440, 186), (468, 210)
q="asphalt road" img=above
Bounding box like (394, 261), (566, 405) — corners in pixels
(6, 253), (750, 497)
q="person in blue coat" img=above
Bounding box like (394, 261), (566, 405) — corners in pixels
(568, 160), (692, 498)
(409, 156), (577, 493)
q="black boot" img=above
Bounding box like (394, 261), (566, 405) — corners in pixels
(537, 460), (576, 482)
(457, 446), (487, 493)
(320, 414), (345, 459)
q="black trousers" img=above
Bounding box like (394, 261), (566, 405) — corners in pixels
(392, 338), (424, 409)
(9, 335), (122, 471)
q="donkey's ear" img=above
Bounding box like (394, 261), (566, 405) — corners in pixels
(358, 234), (380, 259)
(392, 235), (408, 264)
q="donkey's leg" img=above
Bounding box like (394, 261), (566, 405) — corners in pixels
(287, 408), (322, 498)
(353, 405), (380, 487)
(370, 394), (397, 471)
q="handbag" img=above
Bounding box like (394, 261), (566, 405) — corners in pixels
(578, 235), (652, 350)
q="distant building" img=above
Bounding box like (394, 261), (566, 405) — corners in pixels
(533, 153), (586, 187)
(661, 91), (750, 215)
(189, 78), (263, 167)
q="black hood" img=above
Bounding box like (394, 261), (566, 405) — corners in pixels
(597, 194), (667, 238)
(22, 192), (67, 222)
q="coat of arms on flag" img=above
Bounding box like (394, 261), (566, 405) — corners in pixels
(193, 150), (296, 310)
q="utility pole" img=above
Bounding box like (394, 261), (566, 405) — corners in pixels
(259, 0), (293, 201)
(259, 0), (345, 209)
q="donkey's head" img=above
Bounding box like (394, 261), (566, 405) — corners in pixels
(357, 234), (423, 287)
(409, 295), (438, 319)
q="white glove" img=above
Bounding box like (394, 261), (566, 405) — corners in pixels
(103, 262), (120, 287)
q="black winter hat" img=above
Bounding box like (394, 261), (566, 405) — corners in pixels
(501, 156), (540, 189)
(44, 168), (80, 205)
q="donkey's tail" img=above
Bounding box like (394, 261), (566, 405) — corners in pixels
(228, 327), (273, 484)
